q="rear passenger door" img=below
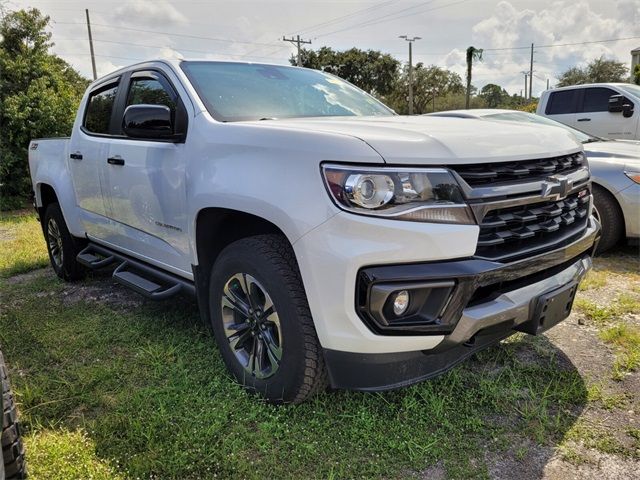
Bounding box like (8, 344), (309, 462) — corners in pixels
(101, 69), (191, 276)
(576, 87), (637, 139)
(68, 78), (120, 229)
(542, 89), (579, 129)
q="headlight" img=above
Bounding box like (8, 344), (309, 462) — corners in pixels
(322, 164), (475, 224)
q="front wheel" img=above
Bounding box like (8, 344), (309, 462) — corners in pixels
(592, 185), (624, 254)
(209, 235), (327, 404)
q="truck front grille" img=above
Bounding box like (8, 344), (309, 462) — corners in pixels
(451, 153), (585, 186)
(475, 188), (591, 261)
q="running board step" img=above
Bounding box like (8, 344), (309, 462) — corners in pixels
(113, 262), (183, 300)
(76, 242), (195, 300)
(77, 247), (116, 269)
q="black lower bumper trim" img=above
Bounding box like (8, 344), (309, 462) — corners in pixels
(324, 324), (512, 391)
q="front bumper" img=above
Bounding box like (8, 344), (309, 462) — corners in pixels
(616, 182), (640, 239)
(317, 217), (599, 391)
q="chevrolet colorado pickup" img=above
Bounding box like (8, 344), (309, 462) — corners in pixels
(29, 60), (600, 404)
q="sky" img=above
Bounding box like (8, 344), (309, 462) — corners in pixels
(5, 0), (640, 97)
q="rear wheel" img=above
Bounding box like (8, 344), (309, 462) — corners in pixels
(208, 234), (328, 404)
(43, 203), (86, 281)
(1, 351), (27, 479)
(592, 185), (624, 254)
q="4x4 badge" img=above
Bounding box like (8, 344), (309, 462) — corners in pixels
(541, 175), (573, 200)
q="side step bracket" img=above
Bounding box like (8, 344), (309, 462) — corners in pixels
(76, 243), (195, 300)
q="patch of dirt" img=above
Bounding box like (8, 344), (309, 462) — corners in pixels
(543, 450), (640, 480)
(484, 438), (640, 480)
(5, 268), (53, 284)
(60, 273), (145, 311)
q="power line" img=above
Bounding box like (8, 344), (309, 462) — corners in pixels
(293, 0), (400, 36)
(52, 21), (282, 48)
(53, 36), (290, 61)
(484, 35), (640, 51)
(315, 0), (469, 39)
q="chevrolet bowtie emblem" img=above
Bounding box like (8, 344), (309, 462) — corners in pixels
(541, 175), (573, 200)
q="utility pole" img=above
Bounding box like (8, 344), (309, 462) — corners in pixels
(282, 35), (311, 67)
(85, 9), (97, 80)
(399, 35), (421, 115)
(522, 72), (528, 102)
(546, 78), (550, 90)
(529, 43), (534, 100)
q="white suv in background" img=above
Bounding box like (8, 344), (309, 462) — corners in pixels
(537, 83), (640, 140)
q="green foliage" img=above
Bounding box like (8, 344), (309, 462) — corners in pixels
(557, 56), (629, 87)
(384, 63), (465, 114)
(478, 83), (511, 108)
(634, 64), (640, 86)
(0, 8), (88, 209)
(295, 47), (399, 96)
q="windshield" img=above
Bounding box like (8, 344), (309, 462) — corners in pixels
(484, 111), (597, 143)
(180, 61), (394, 122)
(619, 84), (640, 98)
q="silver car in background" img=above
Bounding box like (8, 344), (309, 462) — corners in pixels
(429, 109), (640, 253)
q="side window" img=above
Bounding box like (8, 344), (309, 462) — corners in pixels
(84, 83), (119, 134)
(546, 90), (576, 115)
(126, 77), (176, 112)
(582, 87), (617, 113)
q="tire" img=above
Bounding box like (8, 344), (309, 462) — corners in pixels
(43, 203), (86, 281)
(209, 234), (328, 404)
(1, 351), (27, 479)
(592, 185), (624, 254)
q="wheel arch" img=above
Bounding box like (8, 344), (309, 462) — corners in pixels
(192, 207), (294, 324)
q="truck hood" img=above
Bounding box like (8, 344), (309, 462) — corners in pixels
(250, 115), (582, 164)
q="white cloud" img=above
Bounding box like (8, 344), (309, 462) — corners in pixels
(112, 0), (188, 28)
(467, 0), (638, 95)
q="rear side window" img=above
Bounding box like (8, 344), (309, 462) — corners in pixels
(84, 83), (119, 134)
(582, 87), (617, 112)
(546, 90), (576, 115)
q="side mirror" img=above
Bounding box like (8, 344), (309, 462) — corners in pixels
(608, 94), (634, 118)
(123, 104), (183, 141)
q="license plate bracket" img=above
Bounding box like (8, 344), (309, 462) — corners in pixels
(518, 281), (579, 335)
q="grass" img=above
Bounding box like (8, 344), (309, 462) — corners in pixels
(0, 210), (48, 278)
(0, 213), (638, 478)
(600, 324), (640, 380)
(578, 269), (608, 291)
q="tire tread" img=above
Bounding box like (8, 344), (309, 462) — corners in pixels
(1, 351), (27, 479)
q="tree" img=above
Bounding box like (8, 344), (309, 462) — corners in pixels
(478, 83), (510, 108)
(557, 56), (628, 87)
(294, 47), (399, 96)
(0, 8), (88, 209)
(633, 64), (640, 85)
(465, 46), (483, 109)
(384, 64), (464, 114)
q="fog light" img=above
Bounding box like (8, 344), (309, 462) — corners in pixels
(392, 290), (410, 316)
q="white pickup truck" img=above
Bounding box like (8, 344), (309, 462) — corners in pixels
(537, 83), (640, 140)
(29, 60), (600, 403)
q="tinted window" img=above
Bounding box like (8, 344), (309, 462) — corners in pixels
(582, 87), (617, 112)
(84, 83), (118, 134)
(181, 61), (393, 122)
(126, 77), (176, 111)
(546, 90), (576, 115)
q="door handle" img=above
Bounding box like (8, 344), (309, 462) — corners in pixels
(107, 156), (125, 166)
(577, 118), (591, 122)
(69, 152), (83, 160)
